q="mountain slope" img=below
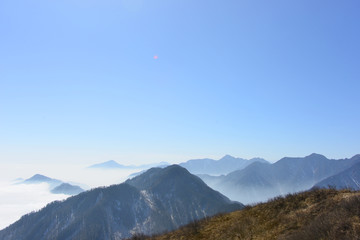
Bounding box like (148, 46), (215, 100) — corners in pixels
(0, 165), (243, 240)
(199, 154), (360, 204)
(179, 155), (268, 175)
(314, 160), (360, 190)
(126, 165), (241, 226)
(146, 189), (360, 240)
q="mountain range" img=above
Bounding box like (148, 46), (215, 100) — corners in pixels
(198, 153), (360, 204)
(179, 155), (268, 175)
(0, 165), (243, 240)
(2, 153), (360, 239)
(88, 160), (170, 170)
(314, 159), (360, 190)
(22, 174), (84, 195)
(88, 155), (267, 176)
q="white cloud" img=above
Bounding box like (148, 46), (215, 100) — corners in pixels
(0, 182), (68, 230)
(0, 163), (141, 230)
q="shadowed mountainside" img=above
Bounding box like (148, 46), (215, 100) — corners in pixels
(0, 165), (243, 240)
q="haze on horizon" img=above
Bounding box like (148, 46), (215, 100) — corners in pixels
(1, 0), (360, 166)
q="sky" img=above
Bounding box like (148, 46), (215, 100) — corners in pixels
(1, 0), (360, 165)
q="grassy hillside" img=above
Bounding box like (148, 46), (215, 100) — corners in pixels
(131, 188), (360, 240)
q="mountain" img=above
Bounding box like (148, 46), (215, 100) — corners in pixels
(179, 155), (269, 175)
(199, 154), (360, 204)
(314, 159), (360, 190)
(23, 174), (63, 189)
(88, 160), (169, 169)
(90, 156), (267, 175)
(51, 183), (84, 195)
(127, 164), (171, 179)
(88, 160), (131, 169)
(0, 165), (243, 240)
(125, 165), (242, 218)
(22, 174), (84, 195)
(11, 177), (24, 183)
(145, 188), (360, 240)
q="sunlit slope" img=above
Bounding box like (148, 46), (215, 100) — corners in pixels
(148, 189), (360, 240)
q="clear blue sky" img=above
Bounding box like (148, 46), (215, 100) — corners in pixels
(1, 0), (359, 164)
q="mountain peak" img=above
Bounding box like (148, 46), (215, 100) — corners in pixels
(101, 160), (122, 166)
(306, 153), (327, 160)
(162, 164), (190, 175)
(179, 155), (268, 175)
(125, 165), (193, 191)
(219, 155), (235, 160)
(26, 174), (53, 182)
(88, 160), (123, 169)
(23, 174), (63, 189)
(105, 160), (117, 164)
(51, 183), (84, 195)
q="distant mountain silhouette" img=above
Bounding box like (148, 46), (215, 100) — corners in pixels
(179, 155), (269, 175)
(199, 154), (360, 204)
(90, 156), (267, 175)
(314, 158), (360, 190)
(51, 183), (84, 195)
(23, 174), (63, 189)
(0, 165), (243, 239)
(11, 177), (24, 183)
(88, 160), (169, 169)
(22, 174), (84, 195)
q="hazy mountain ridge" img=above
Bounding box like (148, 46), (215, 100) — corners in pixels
(51, 183), (84, 195)
(314, 160), (360, 190)
(0, 165), (243, 240)
(88, 160), (170, 170)
(2, 153), (359, 239)
(22, 174), (84, 196)
(199, 153), (360, 204)
(23, 174), (63, 188)
(179, 155), (269, 175)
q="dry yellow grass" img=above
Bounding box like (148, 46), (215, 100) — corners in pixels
(131, 188), (360, 240)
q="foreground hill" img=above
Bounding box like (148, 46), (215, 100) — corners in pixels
(143, 188), (360, 240)
(199, 153), (360, 204)
(0, 165), (242, 240)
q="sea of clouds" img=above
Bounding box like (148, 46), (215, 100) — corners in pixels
(0, 163), (139, 230)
